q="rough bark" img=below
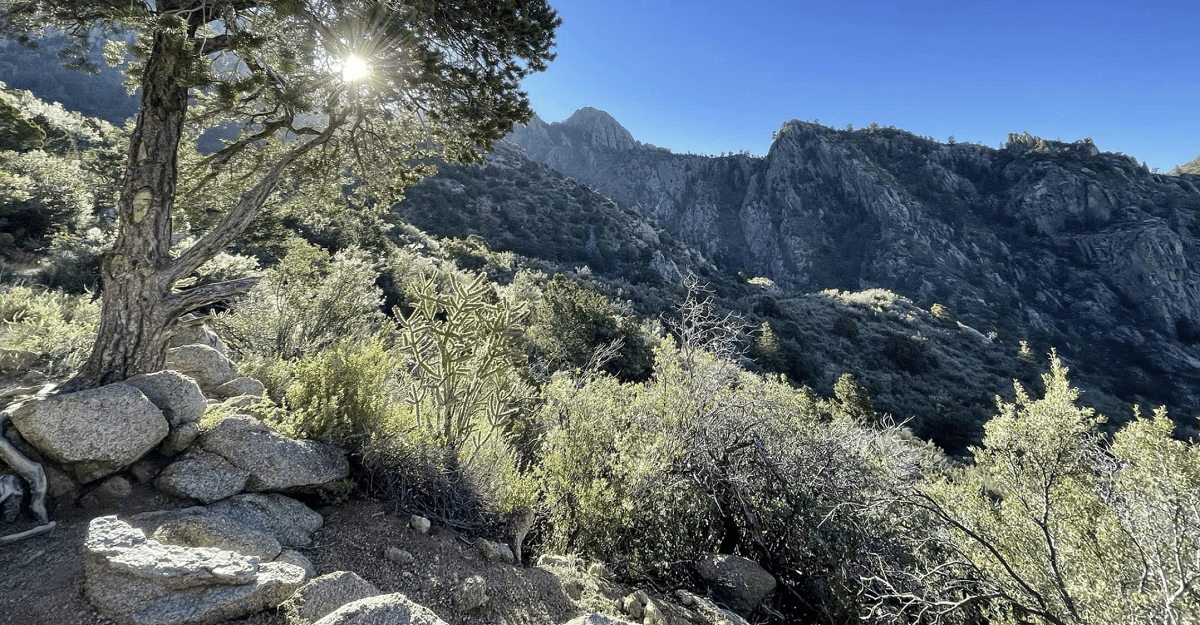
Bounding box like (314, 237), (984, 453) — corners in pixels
(64, 23), (335, 391)
(67, 27), (190, 390)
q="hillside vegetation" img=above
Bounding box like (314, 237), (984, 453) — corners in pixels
(1, 87), (1198, 624)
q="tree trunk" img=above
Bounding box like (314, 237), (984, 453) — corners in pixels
(65, 21), (342, 391)
(66, 28), (190, 390)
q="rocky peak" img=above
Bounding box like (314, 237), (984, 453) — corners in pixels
(560, 107), (639, 151)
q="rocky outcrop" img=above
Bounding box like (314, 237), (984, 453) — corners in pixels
(83, 515), (305, 625)
(10, 384), (168, 483)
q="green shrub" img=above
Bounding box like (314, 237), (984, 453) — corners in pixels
(527, 273), (652, 381)
(283, 334), (404, 448)
(870, 356), (1200, 625)
(832, 313), (859, 339)
(536, 331), (907, 621)
(0, 284), (98, 376)
(215, 238), (385, 359)
(0, 150), (96, 248)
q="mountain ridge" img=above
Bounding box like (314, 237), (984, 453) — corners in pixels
(509, 108), (1200, 432)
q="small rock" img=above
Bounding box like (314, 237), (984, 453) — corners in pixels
(0, 474), (24, 522)
(42, 463), (77, 500)
(587, 561), (613, 580)
(474, 537), (502, 562)
(281, 571), (380, 625)
(385, 547), (415, 566)
(130, 458), (166, 484)
(311, 593), (448, 625)
(622, 593), (645, 619)
(155, 450), (250, 504)
(695, 554), (776, 616)
(168, 323), (230, 356)
(212, 377), (265, 400)
(409, 515), (430, 534)
(644, 599), (667, 625)
(160, 422), (201, 457)
(496, 541), (515, 564)
(120, 371), (206, 427)
(452, 575), (488, 613)
(165, 344), (239, 391)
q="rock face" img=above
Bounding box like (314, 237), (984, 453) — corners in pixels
(313, 593), (449, 625)
(196, 416), (349, 493)
(10, 384), (169, 483)
(509, 110), (1200, 432)
(695, 554), (776, 616)
(83, 515), (305, 625)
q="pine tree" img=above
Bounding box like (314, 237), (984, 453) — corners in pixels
(2, 1), (559, 388)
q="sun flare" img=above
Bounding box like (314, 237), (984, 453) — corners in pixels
(341, 55), (370, 82)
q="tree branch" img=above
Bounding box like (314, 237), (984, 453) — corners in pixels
(169, 115), (344, 282)
(164, 276), (261, 316)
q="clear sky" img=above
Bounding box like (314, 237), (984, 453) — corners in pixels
(520, 0), (1198, 171)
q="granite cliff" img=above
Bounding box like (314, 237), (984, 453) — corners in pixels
(509, 110), (1200, 432)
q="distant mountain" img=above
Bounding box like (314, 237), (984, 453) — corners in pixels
(393, 140), (726, 289)
(0, 33), (138, 124)
(392, 141), (1045, 452)
(510, 109), (1200, 435)
(1170, 154), (1200, 176)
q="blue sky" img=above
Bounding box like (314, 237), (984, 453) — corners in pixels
(520, 0), (1198, 170)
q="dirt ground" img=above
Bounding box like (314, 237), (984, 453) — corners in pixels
(0, 484), (661, 625)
